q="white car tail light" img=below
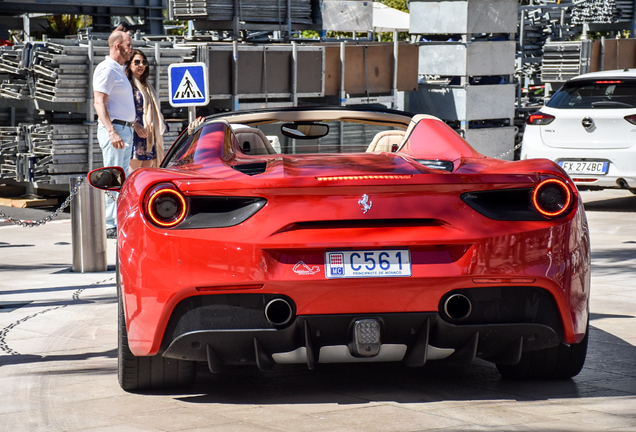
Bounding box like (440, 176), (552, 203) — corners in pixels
(526, 112), (555, 126)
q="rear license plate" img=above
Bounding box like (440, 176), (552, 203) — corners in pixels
(325, 250), (411, 278)
(558, 160), (609, 175)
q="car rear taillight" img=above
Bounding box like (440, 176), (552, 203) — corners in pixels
(531, 178), (573, 218)
(526, 112), (555, 125)
(144, 183), (187, 228)
(624, 114), (636, 125)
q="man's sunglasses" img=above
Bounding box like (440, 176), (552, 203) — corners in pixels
(133, 59), (148, 66)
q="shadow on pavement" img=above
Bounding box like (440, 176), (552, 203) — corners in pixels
(0, 283), (115, 296)
(157, 320), (636, 404)
(591, 248), (636, 277)
(0, 349), (117, 368)
(0, 263), (69, 272)
(584, 194), (636, 212)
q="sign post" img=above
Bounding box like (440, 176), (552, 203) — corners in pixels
(168, 63), (209, 122)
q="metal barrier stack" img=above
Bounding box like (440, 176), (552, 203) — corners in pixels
(0, 126), (22, 181)
(572, 0), (617, 25)
(541, 40), (590, 84)
(32, 43), (91, 104)
(173, 0), (314, 24)
(0, 38), (194, 188)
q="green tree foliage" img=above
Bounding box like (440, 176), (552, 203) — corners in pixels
(380, 0), (409, 13)
(40, 15), (90, 39)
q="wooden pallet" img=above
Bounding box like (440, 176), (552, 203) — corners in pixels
(0, 187), (58, 208)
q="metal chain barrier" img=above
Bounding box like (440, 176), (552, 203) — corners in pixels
(106, 191), (117, 202)
(498, 142), (522, 159)
(0, 177), (84, 227)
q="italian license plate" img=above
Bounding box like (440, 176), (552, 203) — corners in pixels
(558, 160), (609, 175)
(325, 250), (411, 278)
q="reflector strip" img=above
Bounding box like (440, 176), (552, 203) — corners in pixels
(316, 175), (413, 181)
(572, 178), (597, 183)
(473, 278), (536, 284)
(196, 284), (263, 291)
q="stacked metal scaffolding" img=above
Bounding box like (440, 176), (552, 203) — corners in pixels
(0, 126), (22, 181)
(27, 41), (194, 103)
(540, 40), (591, 83)
(614, 0), (636, 23)
(173, 0), (314, 23)
(1, 123), (185, 184)
(0, 46), (29, 100)
(572, 0), (617, 24)
(0, 39), (195, 187)
(519, 3), (576, 70)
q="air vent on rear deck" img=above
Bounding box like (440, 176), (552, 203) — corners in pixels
(232, 162), (268, 176)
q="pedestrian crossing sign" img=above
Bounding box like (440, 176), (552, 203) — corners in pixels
(168, 63), (209, 107)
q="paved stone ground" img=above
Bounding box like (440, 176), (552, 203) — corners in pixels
(0, 190), (635, 432)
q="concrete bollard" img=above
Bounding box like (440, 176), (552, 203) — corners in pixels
(71, 176), (107, 272)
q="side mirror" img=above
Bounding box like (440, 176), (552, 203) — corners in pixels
(281, 122), (329, 140)
(88, 166), (126, 191)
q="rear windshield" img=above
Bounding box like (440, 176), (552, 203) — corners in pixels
(240, 121), (402, 155)
(546, 79), (636, 109)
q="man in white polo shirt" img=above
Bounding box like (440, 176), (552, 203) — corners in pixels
(93, 30), (146, 239)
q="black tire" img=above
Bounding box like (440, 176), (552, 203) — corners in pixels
(117, 254), (196, 392)
(496, 324), (588, 380)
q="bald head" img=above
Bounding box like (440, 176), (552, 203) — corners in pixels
(108, 31), (133, 65)
(109, 30), (127, 48)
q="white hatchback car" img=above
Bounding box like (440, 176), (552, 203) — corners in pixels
(521, 69), (636, 193)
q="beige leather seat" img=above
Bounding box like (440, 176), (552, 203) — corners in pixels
(366, 130), (406, 152)
(234, 127), (277, 155)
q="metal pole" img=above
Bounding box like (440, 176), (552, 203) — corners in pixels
(340, 41), (346, 106)
(155, 42), (161, 98)
(600, 36), (605, 71)
(519, 9), (525, 58)
(287, 0), (292, 39)
(234, 0), (240, 38)
(23, 14), (30, 41)
(87, 39), (95, 173)
(71, 176), (107, 273)
(518, 10), (525, 111)
(232, 40), (239, 111)
(167, 0), (174, 20)
(292, 41), (298, 106)
(392, 30), (399, 109)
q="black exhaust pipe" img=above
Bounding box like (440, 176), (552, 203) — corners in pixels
(617, 178), (630, 189)
(264, 298), (293, 326)
(443, 294), (472, 320)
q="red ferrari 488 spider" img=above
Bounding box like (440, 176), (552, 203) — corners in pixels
(89, 107), (590, 392)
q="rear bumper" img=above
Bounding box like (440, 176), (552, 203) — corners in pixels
(160, 287), (565, 369)
(162, 313), (561, 369)
(521, 136), (636, 189)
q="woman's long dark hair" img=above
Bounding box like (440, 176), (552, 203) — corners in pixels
(126, 49), (150, 85)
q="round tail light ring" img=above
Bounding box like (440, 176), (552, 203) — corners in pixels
(144, 184), (188, 228)
(532, 178), (573, 218)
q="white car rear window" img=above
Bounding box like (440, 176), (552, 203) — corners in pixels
(547, 79), (636, 109)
